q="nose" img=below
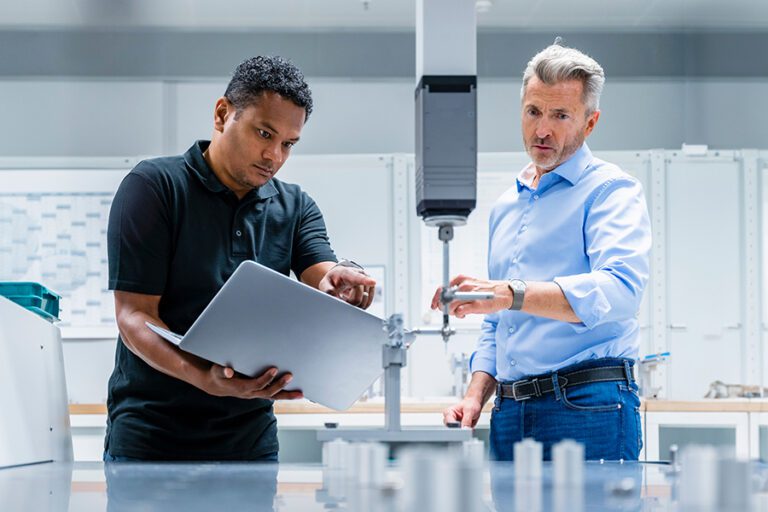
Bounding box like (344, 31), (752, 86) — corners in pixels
(534, 118), (552, 140)
(262, 141), (282, 167)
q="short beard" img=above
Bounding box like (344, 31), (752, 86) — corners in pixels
(525, 132), (586, 171)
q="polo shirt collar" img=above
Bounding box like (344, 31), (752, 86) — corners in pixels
(184, 140), (279, 200)
(516, 142), (594, 192)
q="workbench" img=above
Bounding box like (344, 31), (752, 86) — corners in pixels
(0, 459), (722, 512)
(67, 399), (768, 463)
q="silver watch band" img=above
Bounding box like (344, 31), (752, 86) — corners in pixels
(507, 279), (526, 310)
(334, 259), (366, 273)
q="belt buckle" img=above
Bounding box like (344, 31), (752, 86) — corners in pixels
(511, 379), (532, 401)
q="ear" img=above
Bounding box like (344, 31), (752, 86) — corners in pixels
(212, 97), (234, 133)
(584, 109), (600, 137)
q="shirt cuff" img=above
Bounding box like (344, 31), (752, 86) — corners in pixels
(554, 273), (611, 330)
(469, 351), (497, 377)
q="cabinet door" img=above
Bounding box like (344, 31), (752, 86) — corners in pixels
(666, 158), (743, 399)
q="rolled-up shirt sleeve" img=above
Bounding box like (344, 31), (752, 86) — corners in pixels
(554, 177), (651, 330)
(469, 312), (499, 376)
(291, 191), (337, 277)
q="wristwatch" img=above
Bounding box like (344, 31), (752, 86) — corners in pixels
(507, 279), (527, 310)
(334, 259), (366, 273)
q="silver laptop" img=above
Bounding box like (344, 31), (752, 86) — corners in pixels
(147, 260), (388, 411)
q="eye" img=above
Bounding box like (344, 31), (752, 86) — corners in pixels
(258, 129), (271, 139)
(557, 113), (569, 120)
(527, 108), (539, 117)
(283, 141), (295, 149)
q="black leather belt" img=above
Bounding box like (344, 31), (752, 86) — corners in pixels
(498, 366), (633, 402)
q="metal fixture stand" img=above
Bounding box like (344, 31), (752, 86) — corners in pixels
(318, 219), (493, 444)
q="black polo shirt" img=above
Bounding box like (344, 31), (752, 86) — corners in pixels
(106, 140), (336, 460)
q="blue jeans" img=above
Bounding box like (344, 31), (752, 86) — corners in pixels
(103, 451), (279, 462)
(489, 357), (642, 461)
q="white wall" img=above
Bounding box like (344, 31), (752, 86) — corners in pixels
(0, 78), (764, 159)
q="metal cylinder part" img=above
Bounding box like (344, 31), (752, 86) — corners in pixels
(353, 442), (388, 488)
(552, 439), (585, 487)
(401, 446), (484, 512)
(717, 458), (752, 511)
(514, 438), (543, 480)
(679, 445), (718, 509)
(323, 438), (350, 470)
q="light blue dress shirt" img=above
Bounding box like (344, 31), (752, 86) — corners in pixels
(469, 143), (652, 382)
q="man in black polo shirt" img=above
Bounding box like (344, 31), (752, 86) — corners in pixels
(105, 56), (375, 461)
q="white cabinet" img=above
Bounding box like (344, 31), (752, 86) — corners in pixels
(665, 156), (744, 399)
(644, 411), (749, 461)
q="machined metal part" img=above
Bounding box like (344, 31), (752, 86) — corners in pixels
(553, 439), (585, 487)
(717, 457), (752, 510)
(401, 446), (484, 512)
(514, 438), (543, 480)
(317, 427), (471, 443)
(679, 445), (718, 509)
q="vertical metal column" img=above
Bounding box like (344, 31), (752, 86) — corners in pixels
(384, 314), (407, 432)
(441, 225), (453, 342)
(741, 150), (761, 387)
(649, 150), (668, 398)
(384, 362), (401, 432)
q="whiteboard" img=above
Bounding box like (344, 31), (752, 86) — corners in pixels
(0, 166), (132, 338)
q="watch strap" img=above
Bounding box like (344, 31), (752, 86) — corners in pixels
(507, 279), (526, 310)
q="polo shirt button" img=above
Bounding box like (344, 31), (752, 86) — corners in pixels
(235, 230), (242, 237)
(533, 195), (539, 200)
(510, 359), (517, 366)
(508, 326), (516, 334)
(520, 225), (528, 232)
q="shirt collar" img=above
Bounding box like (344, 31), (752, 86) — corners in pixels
(516, 142), (594, 192)
(184, 140), (279, 200)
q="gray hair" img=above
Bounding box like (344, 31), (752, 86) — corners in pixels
(521, 44), (605, 115)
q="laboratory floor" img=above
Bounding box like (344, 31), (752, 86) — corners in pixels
(4, 459), (755, 511)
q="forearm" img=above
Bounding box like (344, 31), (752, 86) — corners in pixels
(299, 261), (335, 289)
(465, 371), (497, 406)
(520, 281), (580, 323)
(117, 310), (211, 388)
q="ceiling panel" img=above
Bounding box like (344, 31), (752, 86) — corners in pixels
(1, 0), (767, 30)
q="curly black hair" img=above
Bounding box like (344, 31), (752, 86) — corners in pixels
(224, 56), (313, 121)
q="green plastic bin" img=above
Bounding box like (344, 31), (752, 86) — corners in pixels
(0, 282), (61, 322)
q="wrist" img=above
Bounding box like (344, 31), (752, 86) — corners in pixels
(333, 259), (366, 273)
(495, 281), (514, 309)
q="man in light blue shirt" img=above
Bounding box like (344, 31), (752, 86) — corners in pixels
(435, 44), (651, 461)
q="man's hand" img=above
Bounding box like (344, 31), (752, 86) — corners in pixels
(431, 274), (513, 318)
(443, 397), (484, 428)
(202, 365), (304, 400)
(319, 265), (377, 309)
(444, 371), (497, 429)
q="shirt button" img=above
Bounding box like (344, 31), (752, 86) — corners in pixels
(512, 257), (518, 264)
(235, 230), (242, 237)
(510, 359), (517, 366)
(520, 225), (528, 232)
(508, 326), (516, 334)
(533, 195), (539, 200)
